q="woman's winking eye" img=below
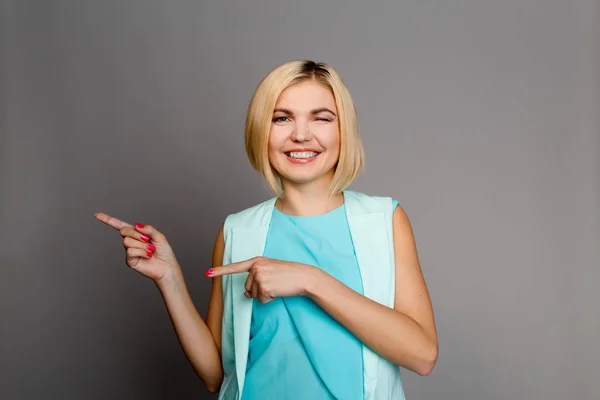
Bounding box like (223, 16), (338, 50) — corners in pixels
(272, 115), (333, 124)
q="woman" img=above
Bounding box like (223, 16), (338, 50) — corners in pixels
(95, 60), (438, 399)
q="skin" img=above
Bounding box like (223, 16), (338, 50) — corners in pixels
(95, 79), (438, 393)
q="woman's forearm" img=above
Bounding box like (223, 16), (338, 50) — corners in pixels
(157, 269), (223, 391)
(306, 268), (437, 376)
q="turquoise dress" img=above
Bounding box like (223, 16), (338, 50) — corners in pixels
(241, 200), (399, 399)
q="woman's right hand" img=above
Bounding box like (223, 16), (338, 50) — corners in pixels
(94, 212), (180, 283)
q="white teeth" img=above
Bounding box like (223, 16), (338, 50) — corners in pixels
(288, 151), (318, 159)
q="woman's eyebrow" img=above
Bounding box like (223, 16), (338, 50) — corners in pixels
(311, 107), (336, 116)
(273, 107), (337, 116)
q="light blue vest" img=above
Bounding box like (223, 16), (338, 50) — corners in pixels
(218, 190), (406, 400)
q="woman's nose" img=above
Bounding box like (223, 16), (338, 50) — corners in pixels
(290, 121), (312, 142)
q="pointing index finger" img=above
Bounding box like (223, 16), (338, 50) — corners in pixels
(207, 259), (254, 277)
(94, 212), (133, 230)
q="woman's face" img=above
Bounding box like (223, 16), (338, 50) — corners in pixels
(268, 80), (340, 189)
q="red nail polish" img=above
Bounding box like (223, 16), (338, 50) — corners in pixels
(140, 234), (150, 242)
(135, 223), (144, 229)
(146, 251), (153, 257)
(205, 268), (214, 276)
(147, 244), (156, 252)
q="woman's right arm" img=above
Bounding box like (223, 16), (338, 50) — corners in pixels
(156, 225), (225, 392)
(94, 212), (225, 392)
(205, 225), (225, 354)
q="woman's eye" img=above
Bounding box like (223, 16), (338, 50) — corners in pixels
(273, 116), (290, 123)
(315, 117), (332, 122)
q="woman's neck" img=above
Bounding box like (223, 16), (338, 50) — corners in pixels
(277, 179), (344, 216)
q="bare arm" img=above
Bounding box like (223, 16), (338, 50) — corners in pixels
(157, 225), (225, 392)
(206, 225), (225, 353)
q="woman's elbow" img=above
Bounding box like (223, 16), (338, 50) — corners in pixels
(415, 342), (438, 376)
(202, 372), (223, 393)
(206, 384), (220, 393)
(204, 377), (222, 393)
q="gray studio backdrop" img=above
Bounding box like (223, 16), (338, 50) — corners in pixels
(1, 1), (598, 399)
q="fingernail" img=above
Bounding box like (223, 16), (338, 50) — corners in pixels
(135, 223), (145, 229)
(147, 244), (156, 252)
(205, 268), (214, 276)
(147, 251), (153, 257)
(140, 234), (150, 242)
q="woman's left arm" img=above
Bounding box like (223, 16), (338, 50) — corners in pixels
(306, 205), (438, 376)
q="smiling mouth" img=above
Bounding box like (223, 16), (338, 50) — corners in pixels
(284, 151), (321, 164)
(285, 151), (320, 159)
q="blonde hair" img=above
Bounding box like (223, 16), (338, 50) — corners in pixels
(244, 60), (365, 197)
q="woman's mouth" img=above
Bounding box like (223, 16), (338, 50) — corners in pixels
(284, 151), (320, 164)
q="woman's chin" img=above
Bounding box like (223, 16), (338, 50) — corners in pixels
(279, 171), (335, 187)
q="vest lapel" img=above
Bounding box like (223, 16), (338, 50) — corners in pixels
(229, 199), (276, 397)
(344, 190), (395, 399)
(344, 190), (394, 306)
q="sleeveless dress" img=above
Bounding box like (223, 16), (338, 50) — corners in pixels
(241, 200), (400, 400)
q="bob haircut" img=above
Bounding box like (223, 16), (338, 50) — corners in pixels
(244, 60), (365, 197)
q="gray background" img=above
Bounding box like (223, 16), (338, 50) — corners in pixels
(1, 1), (598, 399)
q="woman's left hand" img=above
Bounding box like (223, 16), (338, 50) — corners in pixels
(206, 257), (319, 303)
